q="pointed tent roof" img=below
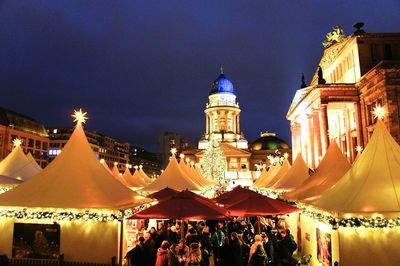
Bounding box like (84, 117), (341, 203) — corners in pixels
(0, 175), (22, 185)
(270, 154), (309, 191)
(26, 153), (42, 171)
(194, 164), (218, 186)
(253, 167), (269, 187)
(253, 163), (282, 188)
(142, 156), (203, 192)
(0, 146), (41, 181)
(311, 120), (400, 217)
(111, 164), (130, 187)
(281, 142), (351, 202)
(100, 159), (113, 174)
(179, 159), (210, 188)
(124, 168), (148, 188)
(138, 166), (153, 184)
(260, 159), (292, 188)
(0, 123), (150, 209)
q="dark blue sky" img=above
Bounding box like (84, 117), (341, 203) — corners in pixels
(0, 1), (399, 152)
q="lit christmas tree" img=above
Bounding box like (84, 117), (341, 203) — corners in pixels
(200, 139), (227, 187)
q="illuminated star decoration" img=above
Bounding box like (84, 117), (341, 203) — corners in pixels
(356, 146), (363, 153)
(372, 104), (388, 120)
(72, 108), (88, 125)
(170, 148), (177, 155)
(13, 138), (22, 148)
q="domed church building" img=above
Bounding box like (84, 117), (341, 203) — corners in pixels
(184, 68), (291, 186)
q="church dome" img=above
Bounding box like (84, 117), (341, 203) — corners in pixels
(209, 73), (235, 95)
(251, 132), (290, 151)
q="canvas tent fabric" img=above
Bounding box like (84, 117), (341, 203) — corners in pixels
(270, 154), (309, 191)
(142, 155), (203, 192)
(0, 175), (22, 185)
(179, 159), (214, 188)
(0, 146), (41, 181)
(100, 160), (113, 174)
(138, 166), (153, 184)
(281, 142), (351, 202)
(260, 159), (291, 188)
(111, 164), (130, 187)
(0, 124), (151, 209)
(311, 120), (400, 217)
(253, 163), (281, 188)
(124, 168), (148, 188)
(26, 153), (42, 171)
(148, 187), (180, 201)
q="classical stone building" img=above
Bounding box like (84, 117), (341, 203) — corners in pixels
(287, 25), (400, 169)
(184, 69), (291, 185)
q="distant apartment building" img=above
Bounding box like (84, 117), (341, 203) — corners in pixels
(47, 127), (130, 172)
(0, 107), (49, 167)
(159, 132), (189, 168)
(129, 146), (162, 177)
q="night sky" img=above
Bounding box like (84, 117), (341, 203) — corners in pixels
(1, 1), (399, 152)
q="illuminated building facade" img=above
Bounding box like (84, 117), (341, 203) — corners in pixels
(184, 69), (291, 185)
(159, 132), (189, 168)
(287, 26), (400, 168)
(0, 107), (49, 167)
(129, 146), (161, 177)
(47, 127), (130, 172)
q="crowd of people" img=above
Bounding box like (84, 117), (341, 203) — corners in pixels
(126, 217), (297, 266)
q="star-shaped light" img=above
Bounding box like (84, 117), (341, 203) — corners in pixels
(13, 138), (22, 148)
(179, 153), (185, 159)
(356, 146), (363, 153)
(372, 105), (388, 120)
(283, 153), (289, 159)
(170, 148), (177, 155)
(72, 108), (88, 125)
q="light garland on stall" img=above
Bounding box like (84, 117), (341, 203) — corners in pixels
(0, 208), (121, 222)
(300, 205), (400, 229)
(0, 186), (14, 194)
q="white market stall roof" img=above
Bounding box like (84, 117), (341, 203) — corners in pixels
(281, 141), (351, 202)
(142, 155), (203, 192)
(0, 122), (150, 209)
(0, 146), (41, 181)
(264, 158), (292, 188)
(111, 164), (130, 187)
(270, 154), (309, 191)
(253, 163), (283, 188)
(179, 159), (210, 188)
(138, 166), (153, 184)
(26, 153), (42, 171)
(311, 120), (400, 217)
(124, 167), (148, 188)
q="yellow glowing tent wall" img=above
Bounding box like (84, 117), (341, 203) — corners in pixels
(0, 219), (121, 263)
(287, 214), (400, 266)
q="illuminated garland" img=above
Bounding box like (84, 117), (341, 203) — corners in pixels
(301, 206), (400, 229)
(0, 208), (121, 222)
(0, 186), (14, 194)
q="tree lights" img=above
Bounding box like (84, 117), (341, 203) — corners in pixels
(200, 139), (227, 187)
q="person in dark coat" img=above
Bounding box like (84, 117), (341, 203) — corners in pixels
(230, 232), (243, 266)
(144, 232), (157, 266)
(249, 244), (267, 266)
(277, 228), (297, 266)
(155, 240), (170, 266)
(186, 228), (201, 246)
(212, 223), (225, 266)
(126, 236), (146, 266)
(219, 237), (232, 266)
(169, 243), (180, 266)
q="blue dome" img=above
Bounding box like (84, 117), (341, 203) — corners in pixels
(209, 74), (235, 95)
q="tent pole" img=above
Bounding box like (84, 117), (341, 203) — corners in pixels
(119, 211), (125, 266)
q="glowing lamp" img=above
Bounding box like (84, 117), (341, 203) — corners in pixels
(170, 148), (177, 155)
(99, 159), (105, 164)
(13, 138), (22, 148)
(179, 153), (185, 159)
(356, 146), (363, 153)
(114, 162), (118, 166)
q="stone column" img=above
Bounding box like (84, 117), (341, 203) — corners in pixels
(307, 114), (315, 169)
(312, 110), (321, 167)
(354, 102), (363, 147)
(206, 115), (209, 134)
(319, 104), (329, 156)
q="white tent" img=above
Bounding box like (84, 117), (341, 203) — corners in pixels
(138, 165), (153, 184)
(253, 163), (282, 188)
(26, 152), (42, 171)
(281, 141), (351, 202)
(263, 158), (292, 188)
(0, 116), (151, 263)
(312, 120), (400, 216)
(179, 158), (209, 188)
(0, 123), (150, 209)
(123, 167), (148, 188)
(111, 163), (130, 187)
(100, 159), (113, 174)
(270, 154), (309, 191)
(0, 146), (41, 181)
(142, 155), (203, 192)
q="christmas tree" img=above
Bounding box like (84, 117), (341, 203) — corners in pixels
(200, 139), (227, 187)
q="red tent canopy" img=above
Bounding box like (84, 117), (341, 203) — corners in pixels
(129, 190), (230, 220)
(214, 186), (262, 206)
(148, 187), (180, 201)
(225, 193), (299, 217)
